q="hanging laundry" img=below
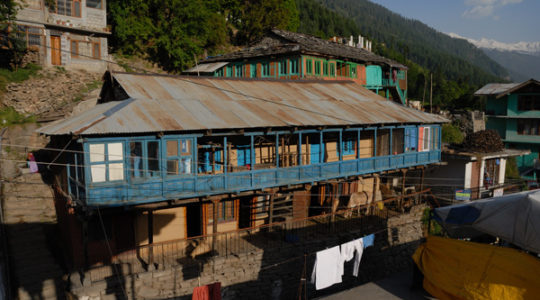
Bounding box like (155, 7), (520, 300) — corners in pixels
(27, 153), (38, 173)
(340, 238), (364, 277)
(311, 246), (342, 290)
(192, 282), (221, 300)
(363, 234), (375, 248)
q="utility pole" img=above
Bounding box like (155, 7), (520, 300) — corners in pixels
(430, 72), (433, 114)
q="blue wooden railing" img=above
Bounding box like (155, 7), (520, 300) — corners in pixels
(68, 150), (441, 207)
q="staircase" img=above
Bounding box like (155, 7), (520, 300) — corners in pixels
(2, 173), (66, 300)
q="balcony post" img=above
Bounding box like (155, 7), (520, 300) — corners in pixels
(275, 134), (280, 168)
(212, 198), (220, 253)
(147, 210), (154, 268)
(298, 132), (302, 166)
(339, 130), (343, 162)
(250, 135), (254, 187)
(224, 136), (228, 189)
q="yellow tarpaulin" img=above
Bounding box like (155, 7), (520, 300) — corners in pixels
(413, 236), (540, 300)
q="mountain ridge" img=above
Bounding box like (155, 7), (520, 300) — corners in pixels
(448, 33), (540, 56)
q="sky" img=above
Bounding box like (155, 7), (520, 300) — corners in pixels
(369, 0), (540, 43)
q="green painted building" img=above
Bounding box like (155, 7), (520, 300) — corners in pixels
(184, 29), (408, 105)
(475, 79), (540, 177)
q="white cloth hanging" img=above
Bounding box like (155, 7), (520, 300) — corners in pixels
(311, 246), (342, 290)
(340, 238), (364, 277)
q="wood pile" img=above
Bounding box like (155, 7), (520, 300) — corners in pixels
(462, 129), (504, 153)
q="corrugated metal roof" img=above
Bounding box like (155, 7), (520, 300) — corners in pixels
(475, 79), (540, 97)
(38, 73), (448, 136)
(183, 62), (229, 74)
(474, 83), (520, 96)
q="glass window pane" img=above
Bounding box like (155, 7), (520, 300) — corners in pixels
(167, 160), (179, 175)
(181, 139), (191, 155)
(167, 140), (178, 157)
(91, 164), (106, 182)
(147, 141), (160, 176)
(181, 157), (192, 174)
(86, 0), (102, 8)
(89, 144), (105, 162)
(108, 142), (123, 161)
(109, 163), (124, 181)
(73, 1), (80, 17)
(130, 142), (142, 178)
(423, 128), (430, 150)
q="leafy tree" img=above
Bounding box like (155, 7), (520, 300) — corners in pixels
(1, 0), (26, 70)
(442, 123), (464, 145)
(227, 0), (299, 43)
(108, 0), (228, 72)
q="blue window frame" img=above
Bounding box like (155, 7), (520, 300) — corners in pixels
(342, 137), (355, 156)
(200, 147), (223, 173)
(128, 140), (161, 179)
(165, 138), (193, 176)
(88, 142), (125, 183)
(237, 145), (252, 167)
(404, 127), (418, 152)
(310, 141), (324, 164)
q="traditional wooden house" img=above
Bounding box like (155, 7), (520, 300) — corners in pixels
(476, 79), (540, 178)
(184, 29), (408, 105)
(9, 0), (109, 71)
(38, 72), (445, 267)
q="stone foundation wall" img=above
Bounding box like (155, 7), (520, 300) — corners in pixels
(69, 205), (427, 300)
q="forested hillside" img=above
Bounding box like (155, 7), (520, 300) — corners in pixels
(317, 0), (508, 85)
(106, 0), (504, 109)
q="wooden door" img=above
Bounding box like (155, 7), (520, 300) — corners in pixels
(50, 36), (61, 65)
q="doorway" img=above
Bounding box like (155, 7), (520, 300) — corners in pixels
(186, 203), (202, 237)
(50, 36), (61, 65)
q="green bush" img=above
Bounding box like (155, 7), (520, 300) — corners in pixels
(421, 208), (443, 236)
(0, 107), (35, 126)
(505, 156), (520, 179)
(442, 123), (464, 145)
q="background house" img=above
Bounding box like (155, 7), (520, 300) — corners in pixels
(476, 79), (540, 178)
(426, 148), (529, 203)
(184, 29), (408, 105)
(13, 0), (109, 71)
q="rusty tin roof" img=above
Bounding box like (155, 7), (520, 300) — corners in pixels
(38, 73), (447, 136)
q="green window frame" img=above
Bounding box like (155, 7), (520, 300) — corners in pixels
(250, 63), (257, 78)
(262, 62), (271, 77)
(314, 60), (321, 75)
(279, 59), (287, 76)
(306, 59), (313, 74)
(290, 58), (298, 74)
(329, 63), (336, 77)
(235, 64), (244, 77)
(323, 61), (328, 76)
(350, 63), (357, 78)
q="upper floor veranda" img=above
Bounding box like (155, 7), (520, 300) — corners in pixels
(62, 124), (441, 207)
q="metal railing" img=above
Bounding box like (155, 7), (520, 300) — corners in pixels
(84, 189), (431, 283)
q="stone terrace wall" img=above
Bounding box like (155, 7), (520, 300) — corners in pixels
(69, 205), (427, 300)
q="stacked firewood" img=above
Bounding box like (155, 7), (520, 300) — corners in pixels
(462, 129), (504, 153)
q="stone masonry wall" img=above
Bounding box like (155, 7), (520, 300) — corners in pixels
(69, 205), (427, 300)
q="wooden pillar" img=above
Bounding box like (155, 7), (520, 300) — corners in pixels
(147, 210), (154, 267)
(82, 218), (89, 268)
(211, 198), (219, 252)
(401, 169), (407, 211)
(268, 193), (275, 230)
(371, 174), (380, 214)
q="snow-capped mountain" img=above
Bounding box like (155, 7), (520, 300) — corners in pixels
(448, 33), (540, 56)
